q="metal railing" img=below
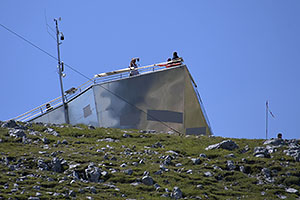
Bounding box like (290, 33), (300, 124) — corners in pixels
(12, 61), (179, 122)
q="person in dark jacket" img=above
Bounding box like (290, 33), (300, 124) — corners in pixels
(172, 52), (179, 60)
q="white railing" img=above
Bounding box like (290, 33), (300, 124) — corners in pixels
(12, 60), (182, 122)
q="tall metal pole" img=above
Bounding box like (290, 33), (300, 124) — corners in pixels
(54, 18), (69, 124)
(265, 101), (268, 139)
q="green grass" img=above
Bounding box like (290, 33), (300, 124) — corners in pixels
(0, 123), (299, 199)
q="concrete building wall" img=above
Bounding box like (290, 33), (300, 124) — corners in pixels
(68, 88), (99, 127)
(30, 65), (212, 135)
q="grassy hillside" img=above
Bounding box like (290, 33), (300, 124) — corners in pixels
(0, 121), (299, 199)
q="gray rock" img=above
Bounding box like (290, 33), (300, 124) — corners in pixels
(261, 168), (271, 178)
(191, 158), (201, 165)
(124, 169), (133, 175)
(240, 145), (250, 153)
(205, 140), (239, 151)
(163, 155), (173, 165)
(294, 152), (300, 162)
(42, 137), (50, 144)
(85, 163), (102, 182)
(227, 160), (236, 170)
(142, 176), (154, 186)
(204, 171), (213, 177)
(285, 188), (298, 193)
(263, 138), (285, 146)
(199, 153), (207, 158)
(239, 166), (246, 173)
(175, 163), (183, 167)
(69, 190), (76, 197)
(120, 163), (127, 168)
(28, 197), (40, 200)
(225, 153), (235, 158)
(154, 183), (161, 190)
(196, 184), (203, 189)
(166, 150), (179, 156)
(122, 133), (132, 138)
(37, 159), (49, 171)
(9, 129), (26, 138)
(170, 187), (182, 199)
(1, 120), (18, 128)
(90, 186), (97, 194)
(50, 157), (64, 172)
(154, 170), (163, 175)
(253, 147), (270, 158)
(88, 125), (95, 129)
(62, 139), (68, 145)
(152, 142), (163, 148)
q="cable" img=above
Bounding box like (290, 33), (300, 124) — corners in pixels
(0, 22), (182, 135)
(0, 23), (93, 82)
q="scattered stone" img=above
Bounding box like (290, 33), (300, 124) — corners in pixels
(1, 120), (18, 128)
(142, 176), (154, 186)
(225, 153), (235, 158)
(9, 129), (26, 138)
(204, 171), (213, 177)
(261, 168), (271, 178)
(124, 169), (133, 175)
(85, 163), (102, 182)
(205, 140), (239, 151)
(263, 138), (285, 146)
(154, 170), (163, 175)
(285, 188), (298, 193)
(240, 145), (250, 153)
(166, 150), (179, 156)
(123, 133), (132, 138)
(191, 158), (201, 165)
(175, 163), (183, 167)
(42, 137), (50, 144)
(199, 153), (207, 158)
(196, 184), (203, 189)
(62, 139), (68, 145)
(97, 138), (119, 142)
(239, 166), (246, 173)
(170, 187), (182, 199)
(120, 163), (127, 168)
(227, 160), (236, 170)
(152, 142), (164, 148)
(253, 147), (270, 158)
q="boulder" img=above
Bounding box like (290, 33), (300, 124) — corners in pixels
(142, 176), (154, 186)
(263, 138), (285, 146)
(205, 140), (239, 151)
(253, 147), (270, 158)
(9, 129), (26, 138)
(85, 163), (102, 182)
(1, 120), (18, 128)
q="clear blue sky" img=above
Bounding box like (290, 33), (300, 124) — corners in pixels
(1, 1), (299, 139)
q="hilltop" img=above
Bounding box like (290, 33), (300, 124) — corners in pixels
(0, 120), (299, 199)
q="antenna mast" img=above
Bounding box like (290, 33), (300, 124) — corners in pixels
(54, 18), (69, 124)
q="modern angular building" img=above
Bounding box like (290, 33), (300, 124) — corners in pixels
(14, 62), (212, 135)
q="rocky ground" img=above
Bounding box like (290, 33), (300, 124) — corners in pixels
(0, 120), (299, 199)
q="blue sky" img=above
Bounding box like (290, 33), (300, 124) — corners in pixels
(1, 1), (299, 139)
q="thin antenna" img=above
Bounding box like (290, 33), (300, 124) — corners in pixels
(54, 18), (69, 124)
(266, 101), (268, 139)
